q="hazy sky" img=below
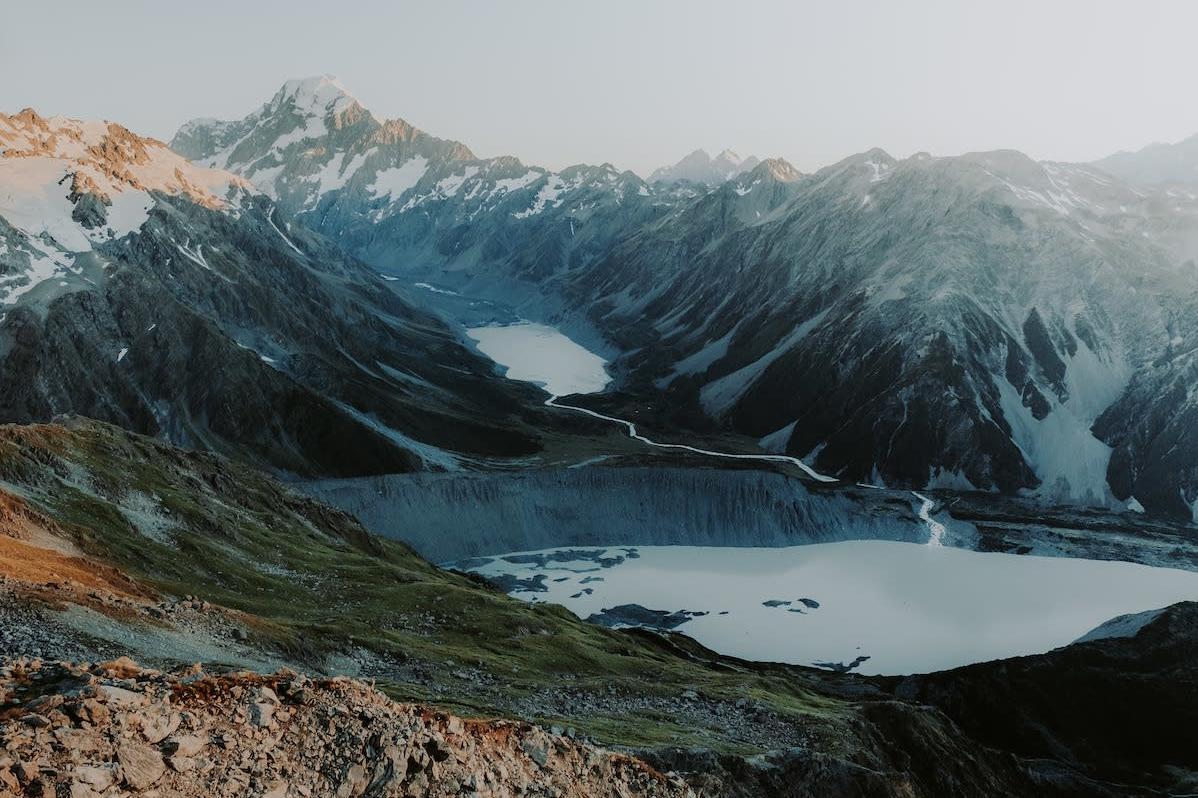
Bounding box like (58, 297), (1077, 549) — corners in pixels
(4, 0), (1198, 175)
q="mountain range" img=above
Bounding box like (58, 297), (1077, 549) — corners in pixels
(1, 76), (1196, 518)
(170, 77), (1198, 522)
(3, 74), (1198, 797)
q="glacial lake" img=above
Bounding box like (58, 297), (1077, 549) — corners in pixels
(467, 322), (610, 397)
(456, 542), (1198, 675)
(458, 321), (1198, 675)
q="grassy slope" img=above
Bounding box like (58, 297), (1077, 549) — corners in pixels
(0, 417), (853, 754)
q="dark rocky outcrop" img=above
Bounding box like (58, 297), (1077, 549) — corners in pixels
(887, 602), (1198, 794)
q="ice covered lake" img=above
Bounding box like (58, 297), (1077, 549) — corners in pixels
(454, 542), (1198, 675)
(467, 322), (610, 397)
(458, 321), (1198, 675)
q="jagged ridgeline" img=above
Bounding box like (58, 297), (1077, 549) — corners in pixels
(173, 77), (1198, 522)
(0, 108), (545, 478)
(1, 76), (1194, 517)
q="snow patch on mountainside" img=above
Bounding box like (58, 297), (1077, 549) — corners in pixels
(0, 235), (72, 306)
(309, 150), (373, 199)
(996, 378), (1113, 506)
(0, 159), (94, 251)
(492, 170), (541, 194)
(0, 111), (252, 305)
(700, 308), (831, 415)
(758, 421), (797, 453)
(368, 157), (428, 199)
(269, 115), (327, 155)
(660, 325), (740, 387)
(513, 174), (566, 218)
(431, 166), (478, 198)
(995, 329), (1131, 505)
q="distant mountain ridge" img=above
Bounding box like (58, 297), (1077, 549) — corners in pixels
(1093, 134), (1198, 186)
(567, 146), (1198, 519)
(648, 148), (763, 185)
(171, 76), (686, 291)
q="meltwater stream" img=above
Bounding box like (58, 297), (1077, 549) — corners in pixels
(463, 321), (1198, 674)
(467, 322), (836, 483)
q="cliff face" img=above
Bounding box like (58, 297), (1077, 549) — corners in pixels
(299, 464), (1198, 570)
(299, 467), (928, 561)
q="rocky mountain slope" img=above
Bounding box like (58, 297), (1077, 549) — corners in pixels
(0, 108), (545, 477)
(890, 602), (1198, 795)
(648, 148), (763, 186)
(0, 658), (690, 798)
(566, 149), (1198, 520)
(0, 417), (1194, 796)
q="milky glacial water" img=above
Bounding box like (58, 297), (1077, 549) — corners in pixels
(466, 322), (610, 397)
(460, 542), (1198, 675)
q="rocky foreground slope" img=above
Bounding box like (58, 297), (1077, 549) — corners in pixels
(0, 657), (691, 798)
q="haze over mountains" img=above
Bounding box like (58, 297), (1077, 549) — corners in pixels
(1093, 133), (1198, 187)
(648, 149), (763, 186)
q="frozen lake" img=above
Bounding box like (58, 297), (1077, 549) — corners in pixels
(466, 322), (610, 397)
(454, 541), (1198, 675)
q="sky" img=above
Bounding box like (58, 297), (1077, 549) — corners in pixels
(4, 0), (1198, 176)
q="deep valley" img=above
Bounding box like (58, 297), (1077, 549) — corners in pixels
(2, 52), (1198, 798)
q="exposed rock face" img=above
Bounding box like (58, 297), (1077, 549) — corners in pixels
(300, 466), (928, 561)
(0, 658), (692, 798)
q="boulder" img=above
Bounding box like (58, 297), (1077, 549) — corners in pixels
(117, 741), (165, 791)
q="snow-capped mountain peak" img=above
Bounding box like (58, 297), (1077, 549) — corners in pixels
(270, 75), (360, 119)
(170, 77), (476, 213)
(170, 76), (377, 178)
(0, 108), (251, 306)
